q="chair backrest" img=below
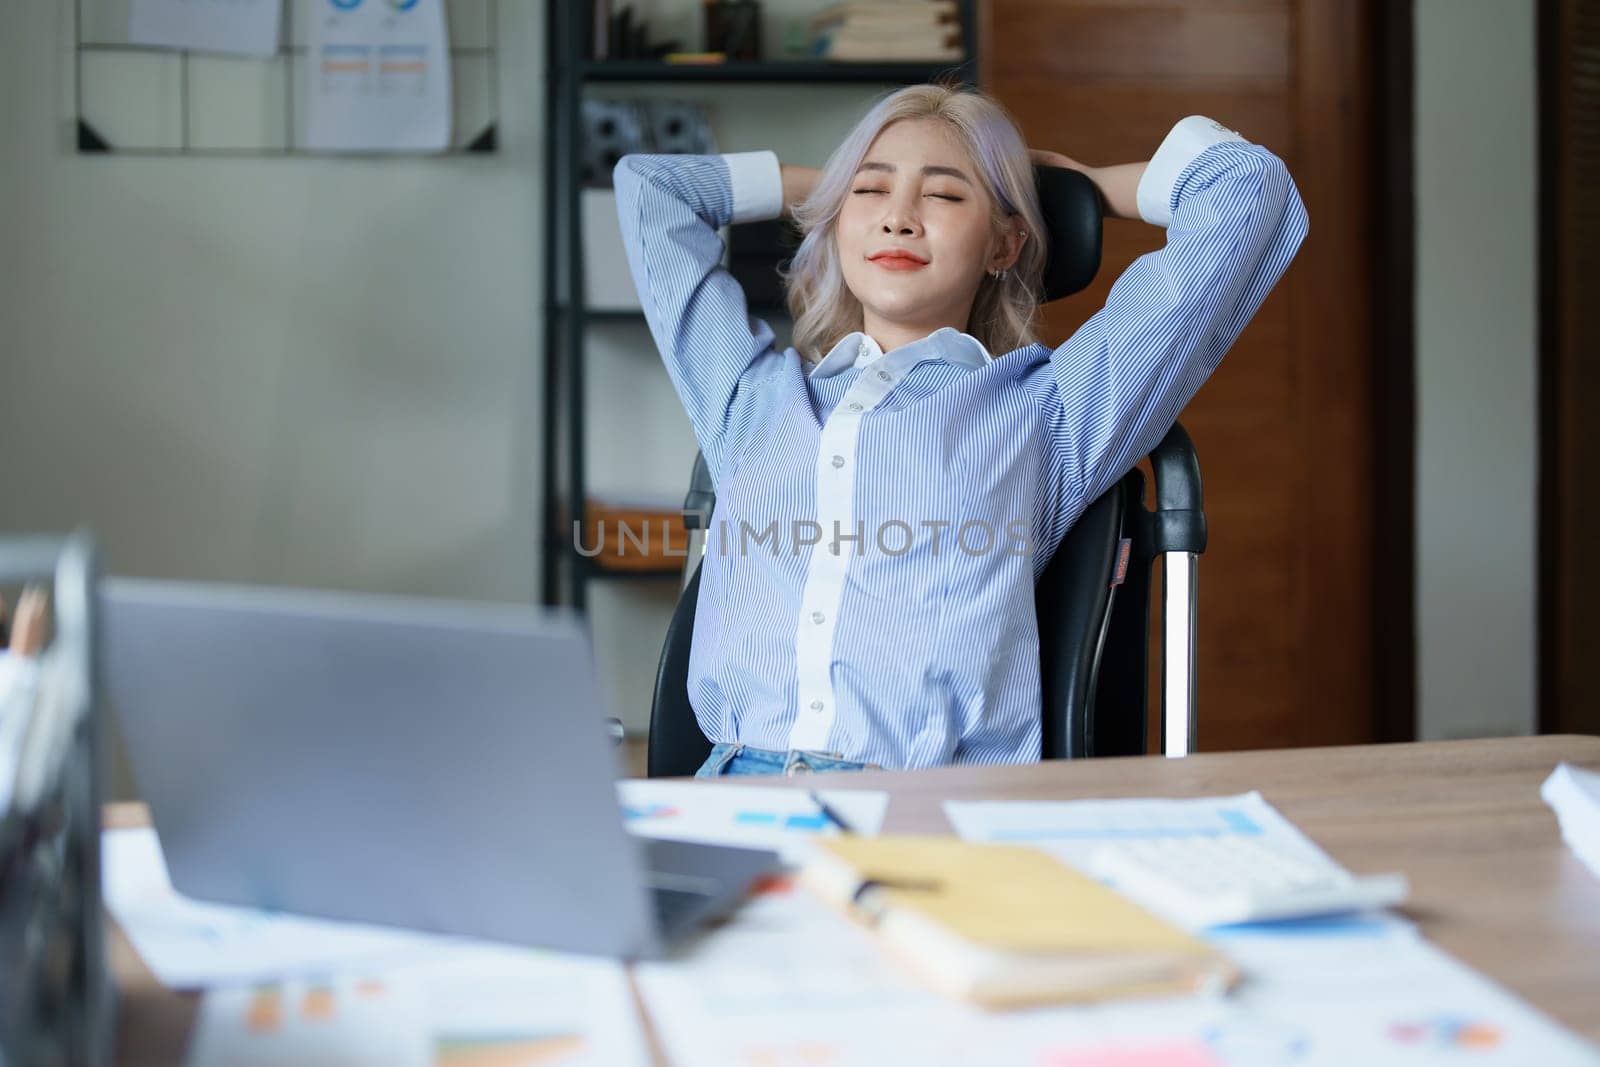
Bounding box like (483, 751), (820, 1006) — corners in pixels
(648, 557), (714, 778)
(1034, 475), (1128, 759)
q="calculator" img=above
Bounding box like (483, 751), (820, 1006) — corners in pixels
(1087, 835), (1410, 929)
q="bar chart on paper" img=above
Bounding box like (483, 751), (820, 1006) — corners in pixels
(617, 782), (890, 863)
(432, 1032), (587, 1067)
(622, 803), (829, 832)
(183, 951), (648, 1067)
(190, 976), (594, 1066)
(305, 0), (452, 152)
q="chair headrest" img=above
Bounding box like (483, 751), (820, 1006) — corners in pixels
(1034, 165), (1104, 303)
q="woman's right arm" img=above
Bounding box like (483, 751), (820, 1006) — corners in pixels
(612, 152), (791, 482)
(780, 164), (822, 213)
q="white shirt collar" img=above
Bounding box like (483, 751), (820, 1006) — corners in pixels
(808, 327), (994, 380)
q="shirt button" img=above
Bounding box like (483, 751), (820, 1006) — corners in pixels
(787, 762), (813, 776)
(848, 402), (863, 412)
(811, 610), (825, 624)
(877, 370), (892, 382)
(831, 455), (845, 469)
(809, 700), (825, 712)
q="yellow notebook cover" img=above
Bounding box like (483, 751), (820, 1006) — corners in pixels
(801, 835), (1237, 1007)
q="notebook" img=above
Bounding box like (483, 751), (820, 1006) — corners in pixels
(799, 835), (1238, 1008)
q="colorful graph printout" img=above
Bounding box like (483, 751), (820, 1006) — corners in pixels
(617, 781), (889, 864)
(184, 947), (645, 1066)
(305, 0), (451, 152)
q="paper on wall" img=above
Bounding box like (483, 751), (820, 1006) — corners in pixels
(130, 0), (282, 57)
(304, 0), (450, 153)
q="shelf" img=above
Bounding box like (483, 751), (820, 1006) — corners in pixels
(543, 0), (980, 608)
(578, 59), (976, 85)
(576, 306), (647, 321)
(559, 305), (791, 322)
(571, 499), (694, 576)
(580, 559), (686, 581)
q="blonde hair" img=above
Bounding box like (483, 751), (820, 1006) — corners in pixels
(781, 83), (1047, 363)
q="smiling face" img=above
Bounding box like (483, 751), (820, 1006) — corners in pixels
(835, 117), (1022, 352)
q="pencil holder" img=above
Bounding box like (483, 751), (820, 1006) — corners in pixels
(0, 531), (110, 1067)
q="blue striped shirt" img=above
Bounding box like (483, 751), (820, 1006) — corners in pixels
(613, 116), (1308, 769)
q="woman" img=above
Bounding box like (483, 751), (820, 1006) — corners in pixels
(612, 84), (1307, 777)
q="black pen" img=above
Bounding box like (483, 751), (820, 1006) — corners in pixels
(808, 790), (857, 835)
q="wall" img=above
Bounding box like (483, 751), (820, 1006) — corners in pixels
(1, 0), (543, 602)
(1414, 0), (1539, 739)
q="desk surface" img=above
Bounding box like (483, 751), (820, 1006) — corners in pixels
(110, 735), (1600, 1064)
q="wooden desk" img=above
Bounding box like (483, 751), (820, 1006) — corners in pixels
(110, 735), (1600, 1064)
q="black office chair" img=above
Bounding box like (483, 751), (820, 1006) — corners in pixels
(648, 167), (1208, 776)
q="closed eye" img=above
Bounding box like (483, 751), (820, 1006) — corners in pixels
(850, 188), (963, 202)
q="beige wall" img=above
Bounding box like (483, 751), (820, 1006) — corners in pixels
(1, 1), (543, 601)
(1414, 0), (1539, 739)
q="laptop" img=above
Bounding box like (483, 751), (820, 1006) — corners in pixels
(99, 577), (778, 959)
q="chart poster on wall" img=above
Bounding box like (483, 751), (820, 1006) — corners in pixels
(305, 0), (452, 153)
(129, 0), (282, 57)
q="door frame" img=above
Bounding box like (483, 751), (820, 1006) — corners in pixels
(1372, 0), (1418, 743)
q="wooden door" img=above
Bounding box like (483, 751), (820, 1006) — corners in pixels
(982, 1), (1383, 750)
(1541, 0), (1600, 737)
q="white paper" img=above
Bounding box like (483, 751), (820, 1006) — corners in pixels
(104, 828), (464, 988)
(617, 779), (889, 864)
(304, 0), (451, 153)
(636, 873), (955, 1067)
(637, 869), (1600, 1066)
(130, 0), (281, 58)
(185, 942), (648, 1067)
(1542, 763), (1600, 881)
(944, 791), (1358, 918)
(1194, 916), (1600, 1067)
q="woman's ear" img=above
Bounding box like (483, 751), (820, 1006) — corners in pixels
(990, 222), (1028, 272)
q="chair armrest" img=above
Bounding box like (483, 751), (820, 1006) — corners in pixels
(1144, 424), (1207, 556)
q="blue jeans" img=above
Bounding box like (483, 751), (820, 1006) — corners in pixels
(694, 742), (880, 778)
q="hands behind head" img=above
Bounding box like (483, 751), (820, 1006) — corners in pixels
(1029, 148), (1089, 174)
(1031, 149), (1147, 222)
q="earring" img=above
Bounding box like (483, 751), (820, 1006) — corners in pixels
(990, 267), (1008, 281)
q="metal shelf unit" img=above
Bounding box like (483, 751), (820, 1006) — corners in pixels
(539, 2), (980, 609)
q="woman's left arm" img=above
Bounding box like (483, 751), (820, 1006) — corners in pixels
(1030, 150), (1146, 221)
(1031, 117), (1309, 523)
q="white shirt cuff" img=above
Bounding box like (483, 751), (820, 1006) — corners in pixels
(1135, 116), (1248, 228)
(722, 150), (784, 224)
